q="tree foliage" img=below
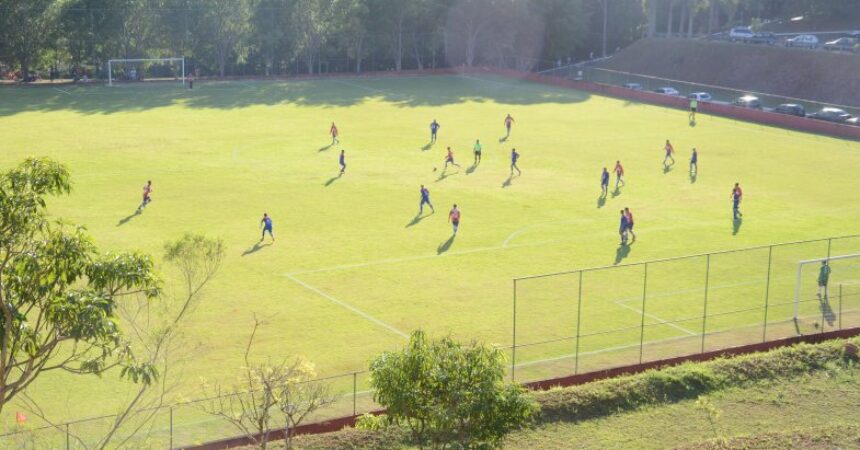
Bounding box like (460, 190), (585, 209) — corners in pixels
(370, 330), (538, 449)
(0, 157), (161, 414)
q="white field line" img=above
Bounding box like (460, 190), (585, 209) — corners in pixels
(53, 87), (72, 95)
(284, 274), (409, 339)
(614, 301), (697, 336)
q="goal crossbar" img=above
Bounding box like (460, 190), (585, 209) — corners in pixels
(107, 57), (185, 86)
(794, 253), (860, 320)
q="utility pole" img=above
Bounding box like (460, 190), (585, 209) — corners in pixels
(602, 0), (608, 57)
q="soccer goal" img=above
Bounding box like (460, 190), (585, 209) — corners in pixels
(107, 57), (186, 86)
(794, 253), (860, 321)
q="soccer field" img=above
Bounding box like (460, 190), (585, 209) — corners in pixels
(2, 74), (860, 435)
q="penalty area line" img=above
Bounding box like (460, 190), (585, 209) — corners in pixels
(614, 301), (697, 336)
(54, 87), (72, 95)
(284, 274), (408, 339)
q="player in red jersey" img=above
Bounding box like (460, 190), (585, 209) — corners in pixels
(448, 204), (461, 235)
(663, 139), (675, 167)
(614, 160), (625, 188)
(137, 180), (152, 213)
(504, 114), (515, 138)
(330, 122), (339, 145)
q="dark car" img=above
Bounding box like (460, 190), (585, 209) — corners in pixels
(750, 32), (777, 44)
(845, 117), (859, 127)
(823, 37), (858, 52)
(809, 107), (851, 123)
(733, 95), (762, 109)
(774, 103), (806, 117)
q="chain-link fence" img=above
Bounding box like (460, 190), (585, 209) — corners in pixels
(541, 65), (860, 118)
(510, 235), (860, 383)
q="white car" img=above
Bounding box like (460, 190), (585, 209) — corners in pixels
(688, 92), (712, 102)
(729, 27), (755, 42)
(654, 87), (680, 96)
(786, 34), (819, 48)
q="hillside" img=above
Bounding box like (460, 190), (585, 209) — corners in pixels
(599, 38), (860, 107)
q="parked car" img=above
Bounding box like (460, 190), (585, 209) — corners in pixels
(809, 107), (851, 123)
(729, 27), (755, 42)
(623, 82), (643, 90)
(846, 117), (860, 126)
(653, 87), (680, 96)
(823, 37), (858, 52)
(688, 92), (712, 101)
(733, 95), (762, 109)
(750, 32), (777, 44)
(786, 34), (819, 48)
(774, 103), (806, 117)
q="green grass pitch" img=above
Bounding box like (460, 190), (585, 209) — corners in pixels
(2, 74), (860, 435)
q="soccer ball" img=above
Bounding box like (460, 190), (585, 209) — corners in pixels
(433, 167), (437, 172)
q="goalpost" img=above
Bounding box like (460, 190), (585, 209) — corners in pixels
(794, 253), (860, 321)
(107, 57), (186, 86)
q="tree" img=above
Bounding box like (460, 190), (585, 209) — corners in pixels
(0, 0), (60, 80)
(370, 330), (538, 449)
(0, 158), (161, 415)
(202, 318), (336, 450)
(193, 0), (254, 76)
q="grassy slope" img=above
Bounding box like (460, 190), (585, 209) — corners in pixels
(1, 75), (859, 430)
(504, 366), (860, 449)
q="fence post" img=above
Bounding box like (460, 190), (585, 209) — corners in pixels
(638, 264), (648, 364)
(838, 284), (843, 330)
(353, 372), (357, 416)
(511, 279), (517, 382)
(66, 423), (70, 450)
(701, 254), (711, 353)
(170, 406), (174, 450)
(762, 246), (773, 342)
(574, 271), (583, 375)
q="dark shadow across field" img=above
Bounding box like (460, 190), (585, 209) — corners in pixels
(0, 75), (591, 116)
(242, 241), (272, 256)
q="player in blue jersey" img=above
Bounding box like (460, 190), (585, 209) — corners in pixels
(689, 148), (698, 174)
(430, 120), (440, 143)
(731, 183), (743, 220)
(510, 148), (521, 175)
(419, 185), (435, 215)
(619, 209), (629, 245)
(600, 168), (610, 196)
(339, 149), (346, 174)
(260, 213), (274, 242)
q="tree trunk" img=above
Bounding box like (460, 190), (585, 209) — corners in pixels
(687, 0), (695, 37)
(647, 0), (658, 37)
(395, 22), (403, 71)
(412, 35), (424, 70)
(18, 55), (30, 82)
(355, 36), (364, 73)
(666, 0), (676, 37)
(679, 1), (687, 38)
(707, 0), (717, 34)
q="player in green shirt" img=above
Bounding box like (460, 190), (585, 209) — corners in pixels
(689, 99), (698, 122)
(818, 261), (831, 299)
(473, 139), (482, 164)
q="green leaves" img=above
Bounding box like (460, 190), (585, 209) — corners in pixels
(370, 330), (538, 449)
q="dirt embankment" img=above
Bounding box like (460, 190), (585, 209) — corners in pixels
(599, 38), (860, 107)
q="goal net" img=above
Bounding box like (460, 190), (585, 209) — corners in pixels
(107, 58), (186, 86)
(794, 253), (860, 327)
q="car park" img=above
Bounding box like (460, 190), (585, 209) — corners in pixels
(785, 34), (819, 48)
(750, 32), (777, 44)
(688, 92), (712, 101)
(823, 37), (858, 52)
(774, 103), (806, 117)
(729, 27), (755, 42)
(653, 87), (680, 96)
(733, 95), (762, 109)
(809, 107), (851, 123)
(623, 82), (643, 90)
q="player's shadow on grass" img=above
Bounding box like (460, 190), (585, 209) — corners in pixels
(318, 144), (334, 152)
(611, 187), (622, 198)
(818, 295), (836, 326)
(466, 162), (479, 175)
(689, 119), (697, 128)
(421, 142), (434, 151)
(663, 164), (673, 174)
(597, 195), (607, 208)
(502, 173), (518, 188)
(242, 241), (272, 256)
(324, 174), (342, 186)
(117, 212), (139, 227)
(614, 243), (631, 265)
(689, 171), (697, 183)
(437, 234), (456, 254)
(732, 217), (743, 235)
(436, 169), (457, 182)
(406, 212), (430, 228)
(499, 135), (509, 143)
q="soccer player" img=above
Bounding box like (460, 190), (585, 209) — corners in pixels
(690, 148), (698, 173)
(510, 148), (521, 175)
(330, 122), (339, 145)
(260, 213), (274, 242)
(430, 120), (440, 143)
(601, 168), (610, 196)
(624, 207), (636, 242)
(614, 160), (625, 188)
(449, 204), (461, 235)
(689, 98), (698, 122)
(818, 260), (831, 299)
(137, 180), (152, 213)
(419, 185), (435, 215)
(339, 149), (346, 174)
(663, 139), (675, 166)
(731, 182), (743, 220)
(504, 114), (515, 138)
(444, 146), (460, 170)
(619, 209), (629, 245)
(473, 139), (482, 164)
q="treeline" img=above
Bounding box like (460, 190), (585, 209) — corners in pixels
(0, 0), (855, 80)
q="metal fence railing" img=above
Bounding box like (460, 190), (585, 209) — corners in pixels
(510, 235), (860, 383)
